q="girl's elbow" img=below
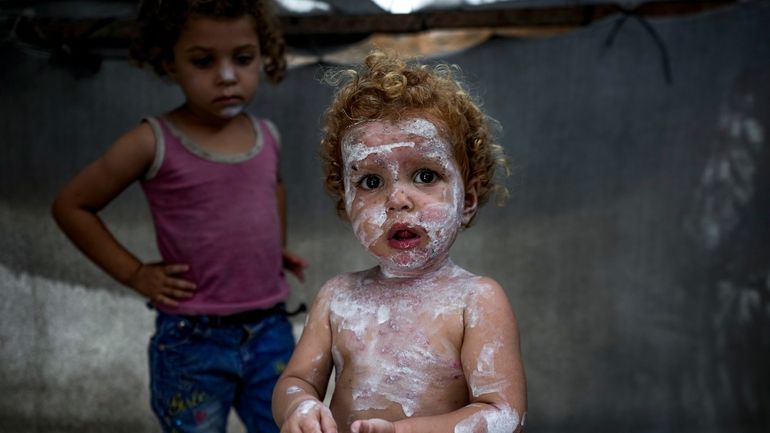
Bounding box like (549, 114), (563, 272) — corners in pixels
(51, 193), (68, 225)
(51, 191), (91, 228)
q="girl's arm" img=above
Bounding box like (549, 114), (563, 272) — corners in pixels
(353, 278), (527, 433)
(273, 281), (338, 433)
(51, 122), (195, 306)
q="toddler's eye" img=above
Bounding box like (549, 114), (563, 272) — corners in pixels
(414, 169), (437, 184)
(236, 54), (255, 66)
(358, 175), (382, 190)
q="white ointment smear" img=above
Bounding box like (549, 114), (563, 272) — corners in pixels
(470, 341), (510, 397)
(342, 141), (416, 169)
(286, 386), (302, 395)
(219, 63), (236, 82)
(295, 399), (320, 416)
(216, 62), (242, 118)
(329, 265), (485, 417)
(468, 342), (511, 397)
(340, 118), (466, 276)
(454, 406), (521, 433)
(342, 140), (415, 249)
(332, 342), (344, 377)
(465, 283), (496, 329)
(220, 104), (244, 119)
(477, 342), (500, 374)
(377, 305), (390, 324)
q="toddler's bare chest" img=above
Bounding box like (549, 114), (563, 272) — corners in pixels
(330, 302), (467, 418)
(329, 292), (466, 381)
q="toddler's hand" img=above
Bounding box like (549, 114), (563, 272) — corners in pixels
(283, 250), (309, 282)
(128, 262), (196, 307)
(282, 399), (337, 433)
(350, 419), (395, 433)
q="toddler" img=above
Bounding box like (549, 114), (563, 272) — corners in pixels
(272, 50), (527, 433)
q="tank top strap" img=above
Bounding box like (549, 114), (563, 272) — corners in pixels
(142, 116), (171, 180)
(246, 114), (281, 154)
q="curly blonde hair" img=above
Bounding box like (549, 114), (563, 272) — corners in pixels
(320, 50), (509, 226)
(130, 0), (286, 83)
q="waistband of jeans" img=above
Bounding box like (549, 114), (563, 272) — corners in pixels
(174, 302), (307, 327)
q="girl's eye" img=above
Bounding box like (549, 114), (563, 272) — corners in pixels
(414, 169), (438, 184)
(190, 57), (213, 68)
(358, 175), (382, 190)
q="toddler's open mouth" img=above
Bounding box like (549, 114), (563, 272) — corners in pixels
(387, 224), (423, 250)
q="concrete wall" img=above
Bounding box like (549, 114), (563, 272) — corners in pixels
(1, 2), (768, 432)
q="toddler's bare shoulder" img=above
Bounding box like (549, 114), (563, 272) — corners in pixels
(452, 271), (509, 310)
(450, 268), (503, 294)
(318, 271), (363, 295)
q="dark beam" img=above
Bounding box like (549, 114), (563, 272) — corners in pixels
(281, 1), (737, 35)
(11, 0), (741, 51)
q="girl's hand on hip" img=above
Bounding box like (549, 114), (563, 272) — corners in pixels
(128, 263), (196, 307)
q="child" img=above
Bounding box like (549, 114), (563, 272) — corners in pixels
(272, 50), (527, 433)
(51, 1), (306, 432)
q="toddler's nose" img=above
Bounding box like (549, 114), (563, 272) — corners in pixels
(386, 188), (413, 212)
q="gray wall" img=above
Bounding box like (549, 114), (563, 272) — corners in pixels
(1, 2), (769, 432)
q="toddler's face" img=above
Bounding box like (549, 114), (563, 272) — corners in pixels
(342, 118), (474, 276)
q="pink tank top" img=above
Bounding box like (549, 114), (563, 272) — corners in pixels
(141, 114), (289, 315)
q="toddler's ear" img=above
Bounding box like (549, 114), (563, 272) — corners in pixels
(461, 177), (480, 226)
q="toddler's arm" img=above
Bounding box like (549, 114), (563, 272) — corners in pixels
(51, 123), (195, 306)
(273, 282), (337, 433)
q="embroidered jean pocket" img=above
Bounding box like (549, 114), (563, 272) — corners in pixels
(149, 316), (206, 376)
(152, 317), (198, 351)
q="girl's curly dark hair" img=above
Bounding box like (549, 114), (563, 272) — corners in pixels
(130, 0), (286, 83)
(320, 50), (509, 227)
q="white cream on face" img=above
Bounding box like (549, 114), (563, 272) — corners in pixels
(219, 61), (236, 82)
(341, 118), (466, 276)
(220, 104), (244, 118)
(216, 61), (244, 118)
(343, 140), (415, 248)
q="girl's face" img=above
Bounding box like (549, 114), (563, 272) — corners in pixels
(342, 118), (478, 277)
(165, 15), (260, 122)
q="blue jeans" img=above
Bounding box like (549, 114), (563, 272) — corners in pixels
(148, 308), (294, 433)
